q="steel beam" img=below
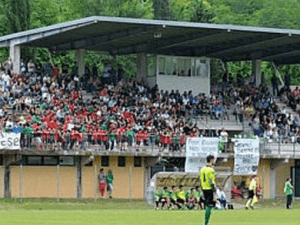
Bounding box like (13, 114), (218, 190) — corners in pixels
(55, 26), (157, 51)
(207, 35), (288, 57)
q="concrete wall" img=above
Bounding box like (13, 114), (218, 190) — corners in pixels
(257, 159), (271, 199)
(88, 156), (145, 199)
(217, 159), (272, 199)
(157, 75), (210, 96)
(0, 166), (3, 198)
(11, 166), (76, 198)
(275, 160), (294, 196)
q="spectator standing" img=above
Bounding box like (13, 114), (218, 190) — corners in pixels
(20, 59), (27, 75)
(220, 128), (228, 150)
(106, 170), (114, 198)
(92, 63), (98, 76)
(284, 73), (291, 89)
(3, 57), (12, 71)
(27, 60), (36, 75)
(98, 168), (106, 198)
(271, 74), (279, 97)
(284, 178), (294, 209)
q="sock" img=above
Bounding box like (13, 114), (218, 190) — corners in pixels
(246, 199), (251, 208)
(205, 206), (212, 225)
(155, 201), (159, 208)
(162, 202), (166, 208)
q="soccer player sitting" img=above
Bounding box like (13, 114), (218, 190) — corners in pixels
(176, 185), (187, 210)
(194, 186), (204, 210)
(160, 186), (170, 209)
(200, 155), (216, 225)
(154, 188), (161, 210)
(185, 187), (195, 210)
(246, 175), (257, 210)
(169, 186), (180, 210)
(188, 188), (195, 203)
(216, 186), (227, 209)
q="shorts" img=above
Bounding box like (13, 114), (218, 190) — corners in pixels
(203, 190), (214, 207)
(177, 198), (185, 204)
(248, 190), (254, 199)
(170, 199), (177, 204)
(160, 197), (168, 202)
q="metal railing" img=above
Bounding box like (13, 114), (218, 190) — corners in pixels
(6, 131), (300, 157)
(18, 132), (187, 153)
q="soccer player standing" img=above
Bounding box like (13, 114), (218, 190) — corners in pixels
(246, 175), (257, 209)
(199, 155), (216, 225)
(284, 178), (294, 209)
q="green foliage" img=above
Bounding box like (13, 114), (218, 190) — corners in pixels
(153, 0), (171, 20)
(0, 0), (31, 34)
(2, 0), (300, 82)
(169, 0), (214, 22)
(69, 0), (153, 19)
(255, 0), (300, 29)
(30, 0), (60, 28)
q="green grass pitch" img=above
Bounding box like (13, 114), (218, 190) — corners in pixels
(0, 199), (299, 225)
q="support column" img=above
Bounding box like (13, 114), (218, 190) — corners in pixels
(270, 168), (276, 199)
(137, 53), (148, 84)
(3, 156), (11, 198)
(144, 157), (160, 201)
(10, 45), (20, 74)
(76, 156), (82, 199)
(76, 49), (85, 76)
(252, 60), (261, 87)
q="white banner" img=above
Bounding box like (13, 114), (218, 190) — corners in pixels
(0, 132), (21, 150)
(185, 137), (219, 173)
(234, 138), (260, 175)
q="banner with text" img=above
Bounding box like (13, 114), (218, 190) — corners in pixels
(0, 132), (21, 150)
(234, 138), (260, 175)
(185, 137), (219, 173)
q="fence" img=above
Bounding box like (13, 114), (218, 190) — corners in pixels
(18, 132), (188, 153)
(2, 131), (298, 157)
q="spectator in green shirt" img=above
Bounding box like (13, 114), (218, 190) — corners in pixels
(284, 178), (294, 209)
(106, 170), (114, 198)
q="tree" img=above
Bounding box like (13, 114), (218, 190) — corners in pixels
(153, 0), (171, 20)
(169, 0), (214, 22)
(0, 0), (30, 34)
(66, 0), (153, 19)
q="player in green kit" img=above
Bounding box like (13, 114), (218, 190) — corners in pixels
(199, 155), (216, 225)
(154, 188), (161, 210)
(194, 186), (204, 210)
(160, 186), (170, 209)
(176, 185), (186, 209)
(169, 186), (180, 210)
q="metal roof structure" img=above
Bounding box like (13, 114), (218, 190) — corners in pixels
(1, 16), (300, 64)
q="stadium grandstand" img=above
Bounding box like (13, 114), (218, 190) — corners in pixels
(0, 16), (299, 201)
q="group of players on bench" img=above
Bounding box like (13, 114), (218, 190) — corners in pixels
(155, 185), (204, 210)
(155, 185), (233, 210)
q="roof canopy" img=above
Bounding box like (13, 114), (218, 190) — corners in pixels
(1, 16), (300, 64)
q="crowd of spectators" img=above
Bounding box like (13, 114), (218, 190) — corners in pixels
(0, 58), (236, 152)
(227, 72), (300, 144)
